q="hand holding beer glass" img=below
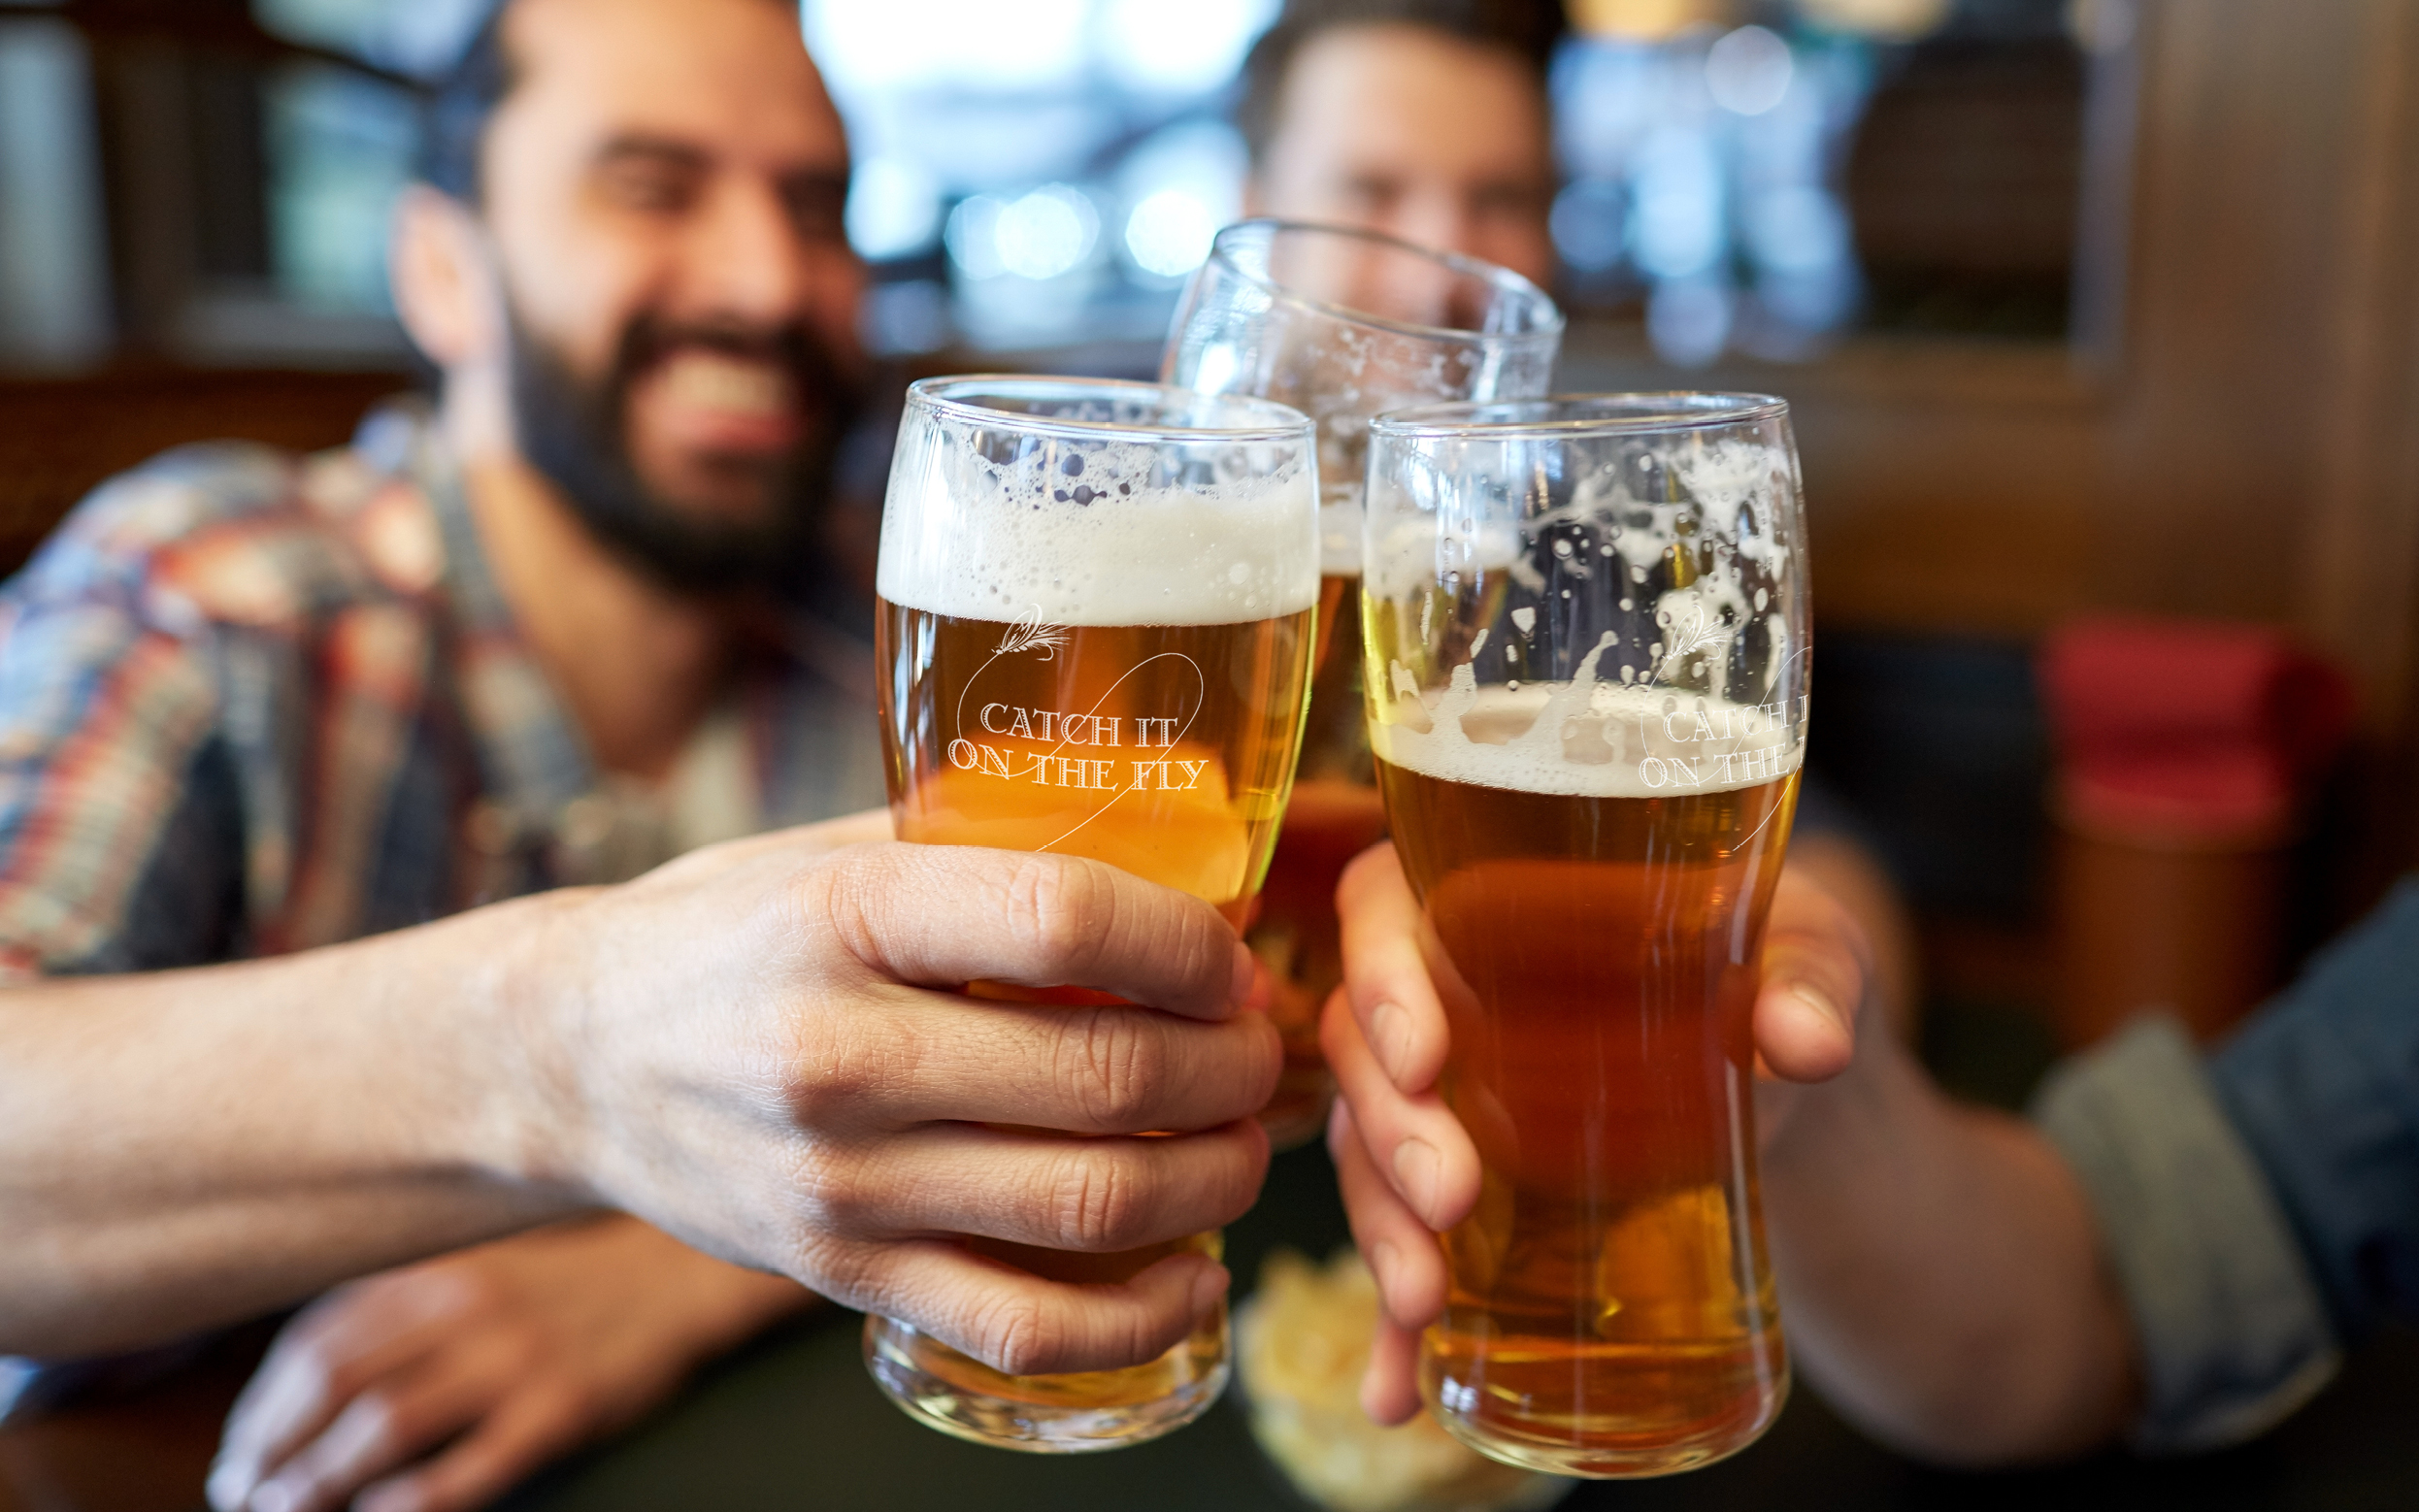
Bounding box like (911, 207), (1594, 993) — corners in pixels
(868, 377), (1319, 1450)
(1163, 220), (1563, 1146)
(1349, 395), (1812, 1475)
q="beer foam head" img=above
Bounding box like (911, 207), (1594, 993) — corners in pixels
(878, 434), (1318, 627)
(1372, 653), (1803, 800)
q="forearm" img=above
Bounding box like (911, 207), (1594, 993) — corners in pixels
(1761, 1030), (2139, 1463)
(0, 891), (590, 1356)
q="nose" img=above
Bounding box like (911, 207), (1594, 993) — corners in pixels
(681, 175), (812, 329)
(1389, 191), (1477, 269)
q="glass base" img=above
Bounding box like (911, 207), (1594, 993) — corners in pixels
(1426, 1366), (1788, 1479)
(863, 1313), (1229, 1453)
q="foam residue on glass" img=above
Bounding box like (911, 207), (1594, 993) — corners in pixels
(878, 431), (1317, 627)
(1367, 431), (1804, 799)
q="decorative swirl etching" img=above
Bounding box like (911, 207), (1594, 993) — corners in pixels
(1648, 603), (1734, 685)
(993, 605), (1068, 661)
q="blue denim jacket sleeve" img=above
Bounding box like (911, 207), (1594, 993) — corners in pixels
(2034, 1017), (2340, 1453)
(2031, 874), (2419, 1453)
(2208, 876), (2419, 1343)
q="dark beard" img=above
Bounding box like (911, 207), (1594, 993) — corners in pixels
(506, 304), (859, 598)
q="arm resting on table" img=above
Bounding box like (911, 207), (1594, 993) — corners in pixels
(0, 889), (594, 1358)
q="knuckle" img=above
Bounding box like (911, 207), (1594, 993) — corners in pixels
(282, 1339), (352, 1412)
(347, 1388), (408, 1452)
(773, 1139), (864, 1238)
(783, 1011), (884, 1131)
(788, 1233), (880, 1311)
(816, 841), (886, 918)
(967, 1291), (1054, 1377)
(789, 846), (891, 980)
(1057, 1008), (1162, 1128)
(1001, 853), (1113, 970)
(1044, 1145), (1147, 1251)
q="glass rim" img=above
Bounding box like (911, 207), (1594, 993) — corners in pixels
(1204, 218), (1567, 348)
(906, 374), (1316, 444)
(1369, 391), (1790, 439)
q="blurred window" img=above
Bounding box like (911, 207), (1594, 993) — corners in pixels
(253, 0), (490, 78)
(803, 0), (1276, 355)
(0, 13), (111, 369)
(1556, 0), (2097, 364)
(261, 62), (418, 315)
(0, 0), (2107, 372)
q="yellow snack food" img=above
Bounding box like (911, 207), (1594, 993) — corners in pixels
(1237, 1249), (1572, 1512)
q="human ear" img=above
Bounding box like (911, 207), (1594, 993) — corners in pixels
(389, 185), (504, 372)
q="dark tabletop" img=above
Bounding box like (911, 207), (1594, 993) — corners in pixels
(501, 1143), (2419, 1512)
(8, 1141), (2416, 1512)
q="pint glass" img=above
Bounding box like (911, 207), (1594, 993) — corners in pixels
(1362, 395), (1809, 1476)
(867, 376), (1320, 1451)
(1163, 220), (1562, 1146)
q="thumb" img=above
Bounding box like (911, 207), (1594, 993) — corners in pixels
(1753, 871), (1869, 1083)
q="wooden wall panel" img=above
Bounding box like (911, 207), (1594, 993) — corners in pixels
(1567, 0), (2419, 894)
(0, 368), (412, 574)
(1575, 1), (2419, 702)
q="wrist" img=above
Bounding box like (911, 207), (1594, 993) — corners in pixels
(440, 888), (606, 1201)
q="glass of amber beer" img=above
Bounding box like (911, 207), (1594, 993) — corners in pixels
(1163, 220), (1562, 1146)
(867, 376), (1320, 1450)
(1361, 394), (1809, 1476)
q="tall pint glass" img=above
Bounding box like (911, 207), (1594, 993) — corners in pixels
(867, 377), (1320, 1451)
(1163, 219), (1562, 1146)
(1361, 395), (1810, 1476)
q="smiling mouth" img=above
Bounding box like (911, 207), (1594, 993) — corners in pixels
(636, 347), (808, 455)
(660, 349), (796, 416)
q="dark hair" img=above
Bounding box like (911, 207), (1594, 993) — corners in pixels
(416, 2), (515, 202)
(1236, 0), (1567, 164)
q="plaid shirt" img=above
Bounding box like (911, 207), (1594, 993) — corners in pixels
(0, 401), (886, 981)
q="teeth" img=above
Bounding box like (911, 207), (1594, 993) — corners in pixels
(662, 351), (790, 416)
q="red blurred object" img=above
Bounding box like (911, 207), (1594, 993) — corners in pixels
(2039, 617), (2355, 845)
(2038, 617), (2357, 1047)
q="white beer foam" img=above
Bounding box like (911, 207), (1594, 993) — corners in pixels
(1372, 641), (1801, 800)
(878, 443), (1318, 626)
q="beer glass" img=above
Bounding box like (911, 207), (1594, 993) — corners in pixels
(1162, 220), (1562, 1146)
(1361, 395), (1809, 1476)
(868, 376), (1320, 1450)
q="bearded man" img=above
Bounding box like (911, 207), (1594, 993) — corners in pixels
(1, 3), (1071, 1509)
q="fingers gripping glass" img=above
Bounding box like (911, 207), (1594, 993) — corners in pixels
(868, 376), (1321, 1451)
(1362, 394), (1810, 1477)
(1161, 220), (1563, 1149)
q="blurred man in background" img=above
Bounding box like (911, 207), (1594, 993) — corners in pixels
(1240, 0), (1921, 1031)
(0, 1), (1269, 1509)
(1239, 0), (1562, 287)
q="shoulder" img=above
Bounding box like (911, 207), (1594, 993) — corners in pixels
(5, 424), (444, 640)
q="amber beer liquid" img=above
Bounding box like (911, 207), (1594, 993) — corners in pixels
(1249, 572), (1388, 1142)
(1374, 687), (1797, 1476)
(879, 608), (1312, 921)
(867, 375), (1319, 1450)
(872, 602), (1313, 1438)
